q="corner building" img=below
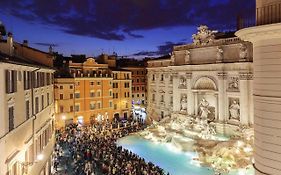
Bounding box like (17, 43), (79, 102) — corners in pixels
(0, 34), (55, 175)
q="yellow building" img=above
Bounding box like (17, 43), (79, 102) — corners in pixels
(0, 33), (55, 175)
(55, 56), (132, 128)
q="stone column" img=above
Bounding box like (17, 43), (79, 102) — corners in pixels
(194, 92), (198, 115)
(236, 23), (281, 175)
(239, 72), (252, 125)
(217, 72), (227, 122)
(172, 72), (181, 112)
(186, 72), (194, 115)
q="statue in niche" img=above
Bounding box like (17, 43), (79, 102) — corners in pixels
(180, 95), (187, 112)
(184, 50), (190, 64)
(216, 47), (223, 62)
(199, 98), (210, 119)
(192, 25), (217, 45)
(179, 76), (187, 88)
(239, 44), (248, 59)
(228, 77), (239, 90)
(229, 100), (240, 120)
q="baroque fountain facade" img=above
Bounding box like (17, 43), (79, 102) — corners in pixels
(144, 25), (254, 174)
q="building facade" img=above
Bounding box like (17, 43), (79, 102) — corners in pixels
(122, 67), (147, 106)
(236, 0), (281, 174)
(0, 34), (55, 175)
(54, 56), (132, 128)
(147, 26), (253, 134)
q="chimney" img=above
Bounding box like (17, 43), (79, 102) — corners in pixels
(7, 32), (14, 56)
(23, 40), (28, 47)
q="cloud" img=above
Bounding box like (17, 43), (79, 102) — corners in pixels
(34, 42), (59, 47)
(132, 41), (185, 57)
(1, 0), (255, 41)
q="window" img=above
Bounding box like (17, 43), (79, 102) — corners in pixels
(90, 92), (95, 97)
(35, 97), (39, 114)
(109, 91), (112, 96)
(127, 92), (129, 97)
(60, 86), (63, 89)
(114, 104), (117, 110)
(75, 93), (80, 98)
(152, 94), (155, 102)
(97, 91), (101, 97)
(161, 74), (164, 81)
(126, 103), (128, 108)
(59, 94), (63, 100)
(75, 81), (80, 86)
(75, 105), (80, 112)
(137, 79), (139, 83)
(170, 76), (173, 83)
(47, 93), (50, 105)
(137, 71), (139, 75)
(41, 95), (44, 110)
(90, 103), (95, 110)
(137, 94), (139, 97)
(26, 101), (30, 120)
(70, 106), (73, 112)
(132, 94), (134, 98)
(161, 95), (164, 102)
(24, 71), (32, 90)
(161, 111), (164, 119)
(142, 86), (144, 91)
(70, 94), (73, 99)
(90, 81), (94, 86)
(70, 85), (73, 89)
(8, 106), (14, 131)
(97, 103), (101, 109)
(59, 106), (64, 113)
(109, 101), (113, 107)
(5, 70), (17, 93)
(170, 96), (173, 104)
(97, 81), (101, 85)
(142, 94), (144, 97)
(124, 92), (127, 97)
(152, 74), (155, 81)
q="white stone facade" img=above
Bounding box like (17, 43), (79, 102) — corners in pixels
(147, 28), (253, 135)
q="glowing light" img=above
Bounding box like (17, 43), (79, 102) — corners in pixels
(61, 115), (66, 120)
(37, 154), (44, 161)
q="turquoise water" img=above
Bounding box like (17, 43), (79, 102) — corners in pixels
(116, 135), (254, 175)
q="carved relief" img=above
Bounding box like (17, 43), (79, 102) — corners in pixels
(178, 76), (187, 89)
(229, 98), (240, 121)
(239, 72), (253, 80)
(228, 76), (239, 91)
(192, 25), (217, 46)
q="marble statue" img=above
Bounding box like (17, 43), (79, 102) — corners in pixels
(216, 47), (223, 62)
(184, 50), (190, 64)
(192, 25), (217, 45)
(180, 95), (187, 112)
(229, 100), (240, 120)
(239, 44), (248, 59)
(199, 98), (210, 119)
(171, 53), (175, 64)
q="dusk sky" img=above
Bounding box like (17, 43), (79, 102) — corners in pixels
(0, 0), (255, 58)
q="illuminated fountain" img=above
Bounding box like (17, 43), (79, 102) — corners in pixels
(138, 114), (254, 174)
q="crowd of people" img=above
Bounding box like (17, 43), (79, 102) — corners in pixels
(53, 119), (167, 175)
